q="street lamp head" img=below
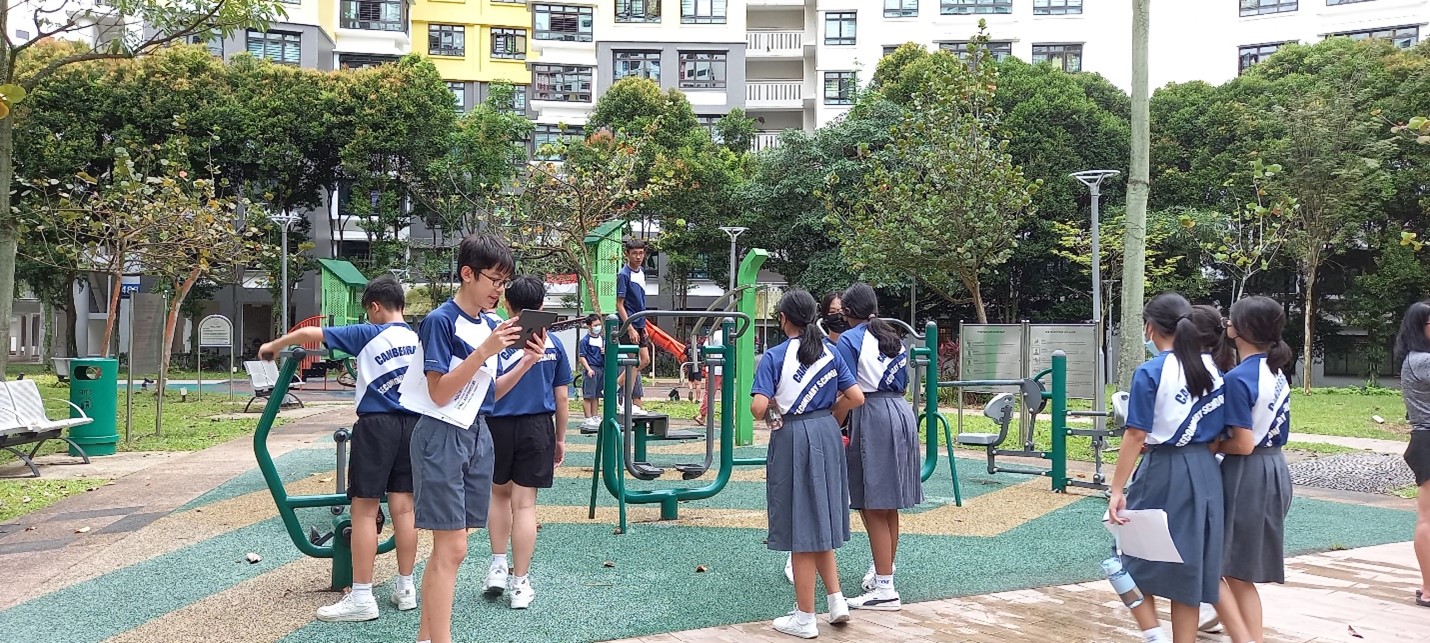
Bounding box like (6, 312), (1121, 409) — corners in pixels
(719, 226), (748, 240)
(1070, 169), (1121, 189)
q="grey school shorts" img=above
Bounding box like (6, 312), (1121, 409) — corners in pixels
(410, 414), (494, 531)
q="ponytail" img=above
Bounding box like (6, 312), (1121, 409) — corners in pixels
(1229, 296), (1292, 376)
(841, 283), (902, 358)
(866, 315), (903, 358)
(1266, 340), (1293, 376)
(1173, 316), (1215, 398)
(776, 289), (823, 367)
(796, 324), (822, 366)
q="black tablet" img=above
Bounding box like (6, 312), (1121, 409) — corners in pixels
(514, 309), (558, 346)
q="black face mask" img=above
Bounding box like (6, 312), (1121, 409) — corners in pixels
(823, 314), (851, 334)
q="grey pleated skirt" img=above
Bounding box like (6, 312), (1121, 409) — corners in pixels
(766, 409), (851, 552)
(848, 392), (924, 511)
(1222, 446), (1293, 583)
(1122, 444), (1225, 606)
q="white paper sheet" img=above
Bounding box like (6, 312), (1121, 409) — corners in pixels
(1103, 509), (1184, 563)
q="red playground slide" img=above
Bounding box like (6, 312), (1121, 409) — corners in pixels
(644, 321), (688, 363)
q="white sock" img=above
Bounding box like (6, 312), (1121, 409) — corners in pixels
(491, 553), (508, 568)
(350, 582), (372, 600)
(875, 574), (894, 591)
(793, 610), (815, 625)
(418, 640), (431, 643)
(827, 591), (845, 605)
(1142, 627), (1170, 643)
(395, 574), (414, 592)
(512, 574), (529, 585)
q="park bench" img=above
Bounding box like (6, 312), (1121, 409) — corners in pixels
(243, 360), (305, 413)
(52, 357), (73, 384)
(0, 379), (92, 478)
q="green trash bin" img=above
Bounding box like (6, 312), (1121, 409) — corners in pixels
(69, 358), (118, 457)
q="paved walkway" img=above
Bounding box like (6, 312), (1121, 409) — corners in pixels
(1283, 433), (1411, 456)
(617, 542), (1430, 643)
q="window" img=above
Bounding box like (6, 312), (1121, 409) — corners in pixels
(939, 40), (1014, 61)
(1034, 0), (1082, 15)
(616, 0), (660, 23)
(697, 115), (723, 143)
(533, 64), (593, 102)
(941, 0), (1012, 15)
(428, 24), (465, 57)
(533, 124), (579, 161)
(679, 52), (726, 89)
(884, 0), (917, 18)
(1238, 42), (1286, 73)
(1239, 0), (1296, 16)
(681, 0), (727, 24)
(15, 30), (29, 40)
(824, 12), (856, 46)
(187, 33), (223, 57)
(535, 4), (594, 42)
(1032, 43), (1082, 71)
(447, 81), (467, 111)
(824, 71), (856, 105)
(338, 53), (399, 69)
(1329, 25), (1418, 48)
(247, 30), (300, 65)
(490, 83), (529, 112)
(614, 50), (662, 82)
(340, 0), (405, 31)
(491, 28), (527, 60)
(882, 45), (900, 57)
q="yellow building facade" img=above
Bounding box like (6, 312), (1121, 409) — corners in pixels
(411, 0), (532, 108)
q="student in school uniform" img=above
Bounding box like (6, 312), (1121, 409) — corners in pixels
(1212, 296), (1296, 642)
(483, 276), (572, 610)
(578, 314), (604, 430)
(258, 275), (422, 622)
(615, 238), (649, 414)
(1108, 292), (1227, 643)
(1394, 300), (1430, 608)
(1186, 304), (1239, 638)
(396, 234), (525, 643)
(752, 289), (865, 639)
(837, 283), (923, 610)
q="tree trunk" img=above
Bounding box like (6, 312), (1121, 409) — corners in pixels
(1117, 0), (1152, 390)
(41, 303), (55, 368)
(64, 286), (78, 357)
(962, 275), (988, 324)
(1300, 256), (1318, 394)
(0, 116), (15, 378)
(157, 266), (201, 435)
(101, 268), (123, 358)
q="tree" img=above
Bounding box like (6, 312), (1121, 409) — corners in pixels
(1178, 158), (1297, 302)
(1117, 0), (1150, 389)
(1342, 235), (1430, 383)
(1052, 208), (1209, 324)
(0, 0), (286, 376)
(714, 108), (756, 154)
(828, 43), (1039, 323)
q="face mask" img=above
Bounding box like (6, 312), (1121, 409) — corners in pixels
(824, 314), (851, 334)
(1145, 339), (1158, 356)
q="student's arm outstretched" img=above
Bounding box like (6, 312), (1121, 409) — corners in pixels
(258, 327), (326, 361)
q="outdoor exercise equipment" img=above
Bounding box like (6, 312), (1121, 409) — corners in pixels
(253, 347), (392, 591)
(588, 312), (750, 533)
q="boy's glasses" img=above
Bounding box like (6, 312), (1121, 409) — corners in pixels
(479, 272), (511, 289)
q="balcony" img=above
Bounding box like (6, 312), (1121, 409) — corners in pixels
(752, 131), (782, 152)
(340, 0), (407, 32)
(746, 80), (804, 109)
(746, 30), (805, 57)
(747, 0), (807, 6)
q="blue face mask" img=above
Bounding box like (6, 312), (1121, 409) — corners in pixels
(1145, 339), (1158, 356)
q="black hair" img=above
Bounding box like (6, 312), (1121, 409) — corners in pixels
(1144, 292), (1215, 398)
(820, 290), (850, 335)
(1228, 296), (1293, 376)
(503, 275), (545, 313)
(457, 233), (514, 283)
(623, 237), (647, 253)
(841, 283), (901, 358)
(585, 313), (601, 325)
(361, 275), (405, 312)
(1190, 304), (1235, 373)
(1393, 300), (1430, 366)
(819, 292), (842, 317)
(777, 289), (824, 366)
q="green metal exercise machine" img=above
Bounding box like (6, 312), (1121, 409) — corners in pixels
(253, 348), (392, 590)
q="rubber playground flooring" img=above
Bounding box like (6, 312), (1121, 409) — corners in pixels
(0, 429), (1418, 643)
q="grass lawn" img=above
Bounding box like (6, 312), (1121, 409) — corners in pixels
(1288, 389), (1410, 441)
(1392, 484), (1420, 500)
(0, 477), (111, 523)
(1283, 441), (1361, 456)
(10, 362), (240, 382)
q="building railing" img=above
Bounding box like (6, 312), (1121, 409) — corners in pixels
(746, 80), (803, 103)
(752, 131), (782, 151)
(746, 30), (803, 54)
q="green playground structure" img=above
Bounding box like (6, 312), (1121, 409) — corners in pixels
(253, 348), (392, 591)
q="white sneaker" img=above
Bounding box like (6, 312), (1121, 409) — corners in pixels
(848, 588), (902, 611)
(583, 416), (601, 427)
(315, 592), (379, 622)
(629, 404), (648, 416)
(784, 554), (794, 583)
(509, 577), (534, 609)
(389, 585), (417, 611)
(860, 563), (895, 592)
(827, 595), (850, 624)
(484, 561), (509, 596)
(1198, 603), (1222, 633)
(772, 614), (818, 639)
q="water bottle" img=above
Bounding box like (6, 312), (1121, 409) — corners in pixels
(765, 406), (783, 430)
(1101, 554), (1144, 608)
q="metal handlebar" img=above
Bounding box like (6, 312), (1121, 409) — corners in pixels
(615, 310), (754, 340)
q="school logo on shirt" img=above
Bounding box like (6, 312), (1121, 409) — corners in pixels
(1175, 388), (1190, 404)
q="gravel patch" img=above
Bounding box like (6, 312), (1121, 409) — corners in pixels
(1288, 452), (1415, 494)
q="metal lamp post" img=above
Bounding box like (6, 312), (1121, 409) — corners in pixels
(718, 226), (748, 293)
(270, 210), (302, 332)
(1070, 169), (1120, 433)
